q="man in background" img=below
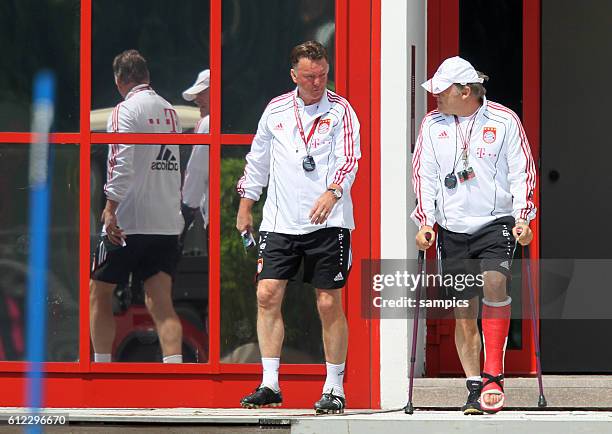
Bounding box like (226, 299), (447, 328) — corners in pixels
(90, 49), (184, 364)
(181, 69), (210, 239)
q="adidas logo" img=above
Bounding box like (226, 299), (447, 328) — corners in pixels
(438, 130), (449, 139)
(333, 272), (344, 282)
(499, 260), (510, 270)
(273, 122), (284, 130)
(151, 145), (179, 171)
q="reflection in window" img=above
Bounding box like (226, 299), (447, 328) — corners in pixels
(0, 144), (79, 361)
(90, 144), (209, 363)
(0, 0), (79, 132)
(220, 146), (324, 364)
(91, 0), (210, 131)
(222, 0), (335, 133)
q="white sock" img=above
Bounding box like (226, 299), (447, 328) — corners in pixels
(467, 376), (482, 382)
(323, 362), (345, 397)
(163, 354), (183, 363)
(261, 357), (280, 392)
(94, 353), (111, 362)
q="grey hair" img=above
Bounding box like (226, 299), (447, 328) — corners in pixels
(454, 71), (489, 101)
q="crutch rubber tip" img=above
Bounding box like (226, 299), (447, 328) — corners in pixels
(404, 403), (414, 414)
(538, 396), (547, 408)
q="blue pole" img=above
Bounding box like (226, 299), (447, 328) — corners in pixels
(25, 70), (55, 434)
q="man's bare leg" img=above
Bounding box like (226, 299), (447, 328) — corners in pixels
(90, 279), (117, 360)
(144, 272), (183, 359)
(256, 279), (288, 358)
(255, 279), (288, 392)
(454, 295), (481, 378)
(316, 288), (348, 401)
(316, 288), (348, 364)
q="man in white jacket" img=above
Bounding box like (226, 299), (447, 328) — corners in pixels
(412, 56), (536, 414)
(90, 50), (184, 364)
(237, 41), (360, 414)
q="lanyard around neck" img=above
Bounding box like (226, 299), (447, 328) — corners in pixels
(454, 114), (477, 166)
(293, 95), (322, 154)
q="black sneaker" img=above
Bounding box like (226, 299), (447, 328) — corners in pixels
(314, 390), (346, 415)
(461, 380), (483, 415)
(240, 386), (282, 408)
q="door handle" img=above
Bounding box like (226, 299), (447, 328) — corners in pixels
(548, 170), (560, 183)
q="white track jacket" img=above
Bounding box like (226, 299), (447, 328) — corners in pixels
(104, 84), (183, 235)
(237, 88), (361, 235)
(411, 97), (537, 234)
(182, 115), (210, 227)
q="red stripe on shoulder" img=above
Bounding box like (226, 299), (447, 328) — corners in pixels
(267, 92), (293, 108)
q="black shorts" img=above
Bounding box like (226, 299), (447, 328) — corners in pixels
(437, 216), (516, 300)
(91, 234), (180, 285)
(257, 227), (351, 290)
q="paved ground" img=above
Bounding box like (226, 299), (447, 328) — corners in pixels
(0, 426), (289, 434)
(1, 408), (612, 434)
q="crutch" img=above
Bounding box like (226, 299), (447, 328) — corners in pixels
(523, 241), (547, 407)
(405, 232), (431, 415)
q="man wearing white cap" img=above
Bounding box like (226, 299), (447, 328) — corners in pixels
(411, 56), (536, 414)
(181, 69), (210, 238)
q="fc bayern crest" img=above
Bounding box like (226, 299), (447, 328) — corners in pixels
(483, 127), (496, 144)
(317, 118), (331, 134)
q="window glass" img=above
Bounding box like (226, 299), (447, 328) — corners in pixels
(221, 0), (335, 133)
(91, 0), (210, 132)
(0, 144), (79, 361)
(220, 146), (324, 364)
(0, 1), (79, 132)
(459, 0), (522, 117)
(90, 144), (209, 363)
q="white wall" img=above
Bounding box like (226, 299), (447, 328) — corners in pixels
(379, 0), (427, 409)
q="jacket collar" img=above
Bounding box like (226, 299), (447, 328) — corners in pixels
(440, 95), (489, 123)
(293, 87), (331, 116)
(125, 83), (152, 100)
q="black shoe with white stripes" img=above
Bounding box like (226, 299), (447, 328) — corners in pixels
(461, 379), (483, 415)
(240, 386), (282, 408)
(314, 390), (346, 415)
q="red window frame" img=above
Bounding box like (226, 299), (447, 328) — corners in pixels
(425, 0), (541, 377)
(0, 0), (381, 408)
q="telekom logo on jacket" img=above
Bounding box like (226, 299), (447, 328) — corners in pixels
(146, 108), (179, 133)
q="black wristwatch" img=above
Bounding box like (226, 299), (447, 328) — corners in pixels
(328, 188), (342, 200)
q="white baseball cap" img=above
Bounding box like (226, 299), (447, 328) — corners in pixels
(421, 56), (483, 94)
(182, 69), (210, 101)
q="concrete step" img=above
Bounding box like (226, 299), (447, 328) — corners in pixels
(412, 376), (612, 408)
(292, 411), (612, 434)
(1, 407), (611, 434)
